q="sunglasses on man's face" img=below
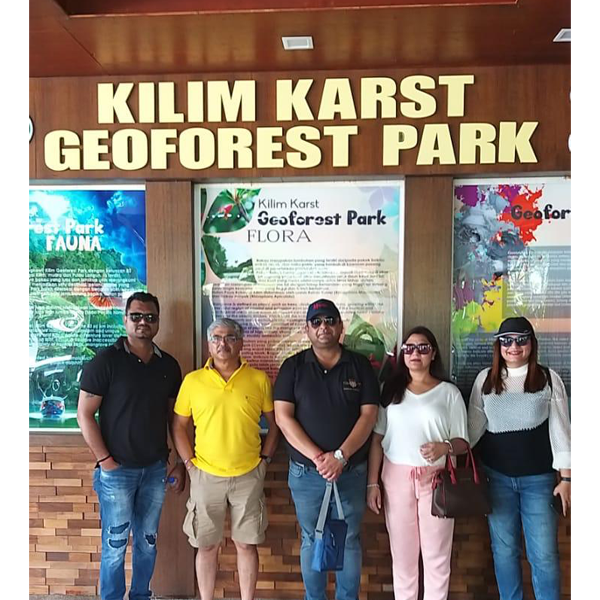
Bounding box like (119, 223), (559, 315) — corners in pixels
(498, 334), (531, 347)
(309, 316), (339, 328)
(128, 312), (159, 323)
(401, 343), (432, 355)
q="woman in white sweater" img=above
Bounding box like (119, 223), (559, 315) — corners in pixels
(367, 326), (468, 600)
(468, 317), (571, 600)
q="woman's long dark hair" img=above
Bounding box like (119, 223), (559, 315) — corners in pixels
(482, 334), (549, 394)
(381, 326), (447, 407)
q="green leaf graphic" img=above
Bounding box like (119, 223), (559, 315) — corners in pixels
(345, 316), (386, 364)
(203, 188), (260, 234)
(200, 188), (208, 222)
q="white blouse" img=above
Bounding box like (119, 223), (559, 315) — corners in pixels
(374, 381), (469, 467)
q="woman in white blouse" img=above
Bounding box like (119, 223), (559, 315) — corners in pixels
(468, 317), (571, 600)
(367, 326), (468, 600)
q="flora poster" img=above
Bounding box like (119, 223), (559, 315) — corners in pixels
(197, 182), (403, 383)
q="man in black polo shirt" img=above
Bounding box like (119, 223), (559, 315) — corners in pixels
(77, 291), (183, 600)
(274, 299), (380, 600)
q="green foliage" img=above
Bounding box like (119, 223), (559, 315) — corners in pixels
(203, 188), (260, 234)
(345, 317), (386, 364)
(200, 188), (208, 221)
(29, 247), (126, 273)
(202, 235), (228, 276)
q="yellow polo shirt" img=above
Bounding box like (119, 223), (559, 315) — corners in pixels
(174, 357), (273, 477)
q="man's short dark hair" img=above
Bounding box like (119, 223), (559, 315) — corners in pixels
(125, 291), (160, 315)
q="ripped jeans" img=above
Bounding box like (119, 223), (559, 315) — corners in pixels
(93, 460), (167, 600)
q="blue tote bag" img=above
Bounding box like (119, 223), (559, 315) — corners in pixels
(311, 481), (348, 572)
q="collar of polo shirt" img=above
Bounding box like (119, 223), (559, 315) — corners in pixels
(116, 336), (163, 357)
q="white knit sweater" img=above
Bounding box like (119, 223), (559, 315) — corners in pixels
(468, 364), (571, 470)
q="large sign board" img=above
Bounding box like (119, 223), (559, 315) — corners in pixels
(29, 65), (572, 180)
(196, 182), (403, 381)
(29, 186), (146, 430)
(41, 76), (538, 171)
(451, 177), (571, 399)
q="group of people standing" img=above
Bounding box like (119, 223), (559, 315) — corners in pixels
(77, 292), (571, 600)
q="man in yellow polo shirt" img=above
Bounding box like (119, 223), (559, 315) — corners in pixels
(172, 318), (279, 600)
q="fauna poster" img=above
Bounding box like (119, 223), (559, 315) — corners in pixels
(196, 182), (403, 382)
(451, 177), (571, 400)
(29, 186), (146, 430)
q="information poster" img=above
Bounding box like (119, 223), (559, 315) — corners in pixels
(451, 178), (571, 400)
(29, 186), (146, 430)
(197, 182), (402, 381)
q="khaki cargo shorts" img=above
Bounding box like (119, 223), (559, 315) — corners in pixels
(183, 461), (268, 547)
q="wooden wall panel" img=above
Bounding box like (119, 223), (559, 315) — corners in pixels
(403, 176), (454, 362)
(29, 64), (570, 181)
(146, 180), (195, 371)
(29, 434), (102, 596)
(29, 436), (571, 599)
(146, 180), (196, 596)
(32, 0), (569, 77)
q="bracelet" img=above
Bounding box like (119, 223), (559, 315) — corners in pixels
(443, 440), (454, 454)
(183, 457), (194, 470)
(366, 483), (380, 489)
(95, 454), (111, 468)
(561, 476), (571, 482)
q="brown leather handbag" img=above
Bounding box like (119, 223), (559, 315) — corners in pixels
(431, 445), (492, 518)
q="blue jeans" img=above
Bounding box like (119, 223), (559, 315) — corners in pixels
(288, 460), (367, 600)
(93, 460), (167, 600)
(485, 467), (560, 600)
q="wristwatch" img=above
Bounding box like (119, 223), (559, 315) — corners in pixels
(334, 449), (348, 467)
(260, 454), (272, 465)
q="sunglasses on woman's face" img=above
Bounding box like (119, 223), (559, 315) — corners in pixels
(498, 334), (531, 347)
(401, 343), (432, 355)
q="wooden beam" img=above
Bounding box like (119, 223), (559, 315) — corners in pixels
(146, 180), (196, 596)
(403, 176), (453, 367)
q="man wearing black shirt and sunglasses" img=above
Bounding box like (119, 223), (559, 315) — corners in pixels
(77, 291), (183, 600)
(274, 298), (380, 600)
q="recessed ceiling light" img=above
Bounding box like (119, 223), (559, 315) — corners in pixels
(282, 36), (314, 51)
(553, 28), (571, 43)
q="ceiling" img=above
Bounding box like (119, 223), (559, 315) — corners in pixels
(30, 0), (570, 78)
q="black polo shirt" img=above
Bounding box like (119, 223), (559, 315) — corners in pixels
(274, 346), (380, 466)
(79, 337), (182, 468)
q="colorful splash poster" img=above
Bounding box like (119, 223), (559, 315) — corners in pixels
(196, 182), (402, 382)
(29, 186), (146, 430)
(451, 178), (571, 400)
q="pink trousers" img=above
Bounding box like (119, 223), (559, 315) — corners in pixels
(382, 458), (454, 600)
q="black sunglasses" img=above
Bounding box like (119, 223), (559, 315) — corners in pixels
(401, 343), (432, 355)
(128, 312), (159, 323)
(498, 334), (531, 347)
(309, 316), (339, 328)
